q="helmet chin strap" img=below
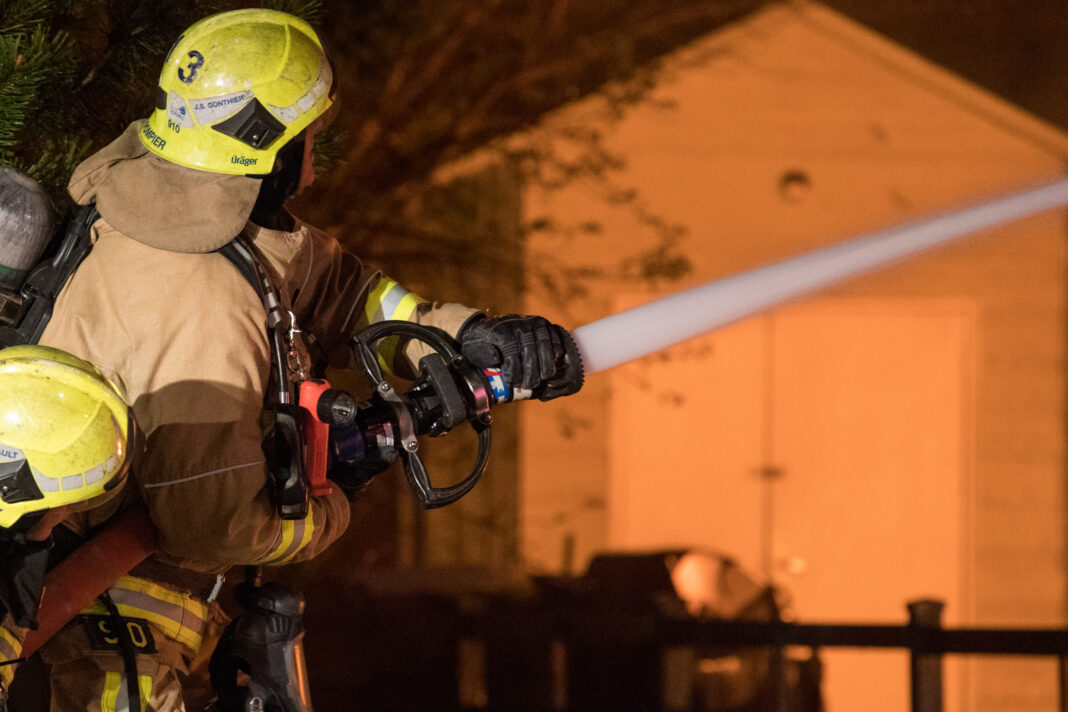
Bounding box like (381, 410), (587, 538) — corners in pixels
(249, 131), (306, 231)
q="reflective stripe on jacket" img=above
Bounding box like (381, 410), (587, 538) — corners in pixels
(81, 576), (209, 653)
(100, 671), (153, 712)
(0, 620), (22, 687)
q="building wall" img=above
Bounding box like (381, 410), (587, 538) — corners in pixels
(520, 3), (1068, 710)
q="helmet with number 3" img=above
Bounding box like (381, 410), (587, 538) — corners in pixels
(0, 346), (134, 530)
(141, 9), (337, 176)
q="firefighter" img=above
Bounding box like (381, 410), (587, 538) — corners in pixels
(0, 345), (136, 702)
(8, 9), (580, 710)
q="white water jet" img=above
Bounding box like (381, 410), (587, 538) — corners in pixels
(572, 179), (1068, 375)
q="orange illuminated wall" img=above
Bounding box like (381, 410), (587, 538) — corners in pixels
(518, 3), (1068, 711)
(609, 299), (976, 710)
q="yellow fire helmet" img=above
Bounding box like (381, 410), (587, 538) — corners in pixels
(141, 8), (336, 175)
(0, 345), (134, 530)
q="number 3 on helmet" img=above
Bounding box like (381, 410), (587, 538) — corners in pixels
(142, 8), (338, 176)
(0, 346), (135, 531)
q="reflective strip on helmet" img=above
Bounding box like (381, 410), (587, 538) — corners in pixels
(101, 671), (152, 712)
(359, 278), (425, 371)
(0, 625), (21, 686)
(82, 576), (207, 652)
(262, 507), (315, 564)
(268, 63), (333, 126)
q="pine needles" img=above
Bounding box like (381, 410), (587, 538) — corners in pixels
(0, 2), (81, 200)
(0, 0), (243, 203)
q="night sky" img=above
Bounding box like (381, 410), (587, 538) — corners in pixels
(822, 0), (1068, 132)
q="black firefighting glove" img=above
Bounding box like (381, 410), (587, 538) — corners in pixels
(459, 314), (584, 401)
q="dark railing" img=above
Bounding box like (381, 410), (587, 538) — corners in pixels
(659, 599), (1068, 712)
(294, 558), (1068, 712)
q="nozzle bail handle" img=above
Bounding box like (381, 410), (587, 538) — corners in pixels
(352, 320), (492, 509)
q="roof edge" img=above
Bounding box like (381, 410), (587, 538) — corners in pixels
(786, 0), (1068, 158)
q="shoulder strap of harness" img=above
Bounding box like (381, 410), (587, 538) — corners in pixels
(217, 237), (314, 520)
(217, 237), (313, 404)
(216, 240), (259, 296)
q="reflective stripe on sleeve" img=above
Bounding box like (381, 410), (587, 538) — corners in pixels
(358, 278), (424, 370)
(0, 625), (21, 661)
(102, 671), (152, 712)
(0, 625), (22, 686)
(362, 278), (423, 326)
(82, 576), (207, 652)
(261, 507), (316, 564)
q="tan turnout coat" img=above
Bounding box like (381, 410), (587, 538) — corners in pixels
(0, 121), (478, 709)
(41, 121), (477, 573)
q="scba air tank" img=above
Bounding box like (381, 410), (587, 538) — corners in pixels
(0, 168), (55, 291)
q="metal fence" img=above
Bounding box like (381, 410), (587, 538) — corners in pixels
(661, 599), (1068, 712)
